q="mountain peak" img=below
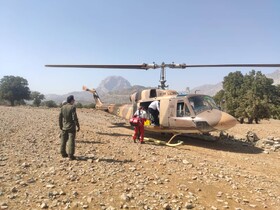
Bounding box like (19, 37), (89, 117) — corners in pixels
(97, 76), (132, 93)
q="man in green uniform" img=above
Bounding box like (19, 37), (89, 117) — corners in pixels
(59, 95), (80, 160)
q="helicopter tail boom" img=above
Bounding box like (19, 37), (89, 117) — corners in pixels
(82, 86), (103, 108)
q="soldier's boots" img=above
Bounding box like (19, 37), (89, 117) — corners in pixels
(61, 153), (68, 158)
(61, 153), (76, 160)
(68, 155), (76, 160)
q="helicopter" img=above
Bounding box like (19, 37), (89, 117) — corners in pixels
(46, 62), (280, 146)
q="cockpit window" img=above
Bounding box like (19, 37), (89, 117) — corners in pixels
(188, 95), (218, 114)
(176, 101), (191, 117)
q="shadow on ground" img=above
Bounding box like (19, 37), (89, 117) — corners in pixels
(75, 155), (133, 163)
(145, 132), (264, 154)
(96, 132), (131, 137)
(106, 122), (264, 154)
(76, 139), (104, 144)
(108, 122), (132, 129)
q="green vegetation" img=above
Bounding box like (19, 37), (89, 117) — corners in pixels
(30, 91), (45, 107)
(0, 76), (31, 106)
(42, 100), (58, 108)
(214, 70), (280, 123)
(58, 102), (95, 109)
(82, 103), (96, 109)
(75, 102), (83, 108)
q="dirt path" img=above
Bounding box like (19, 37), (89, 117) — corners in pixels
(0, 106), (279, 210)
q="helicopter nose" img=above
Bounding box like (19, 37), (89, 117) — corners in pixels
(213, 112), (238, 131)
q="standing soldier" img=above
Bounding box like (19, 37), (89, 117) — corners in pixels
(59, 95), (80, 160)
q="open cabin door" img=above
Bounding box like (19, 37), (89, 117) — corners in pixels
(160, 98), (175, 127)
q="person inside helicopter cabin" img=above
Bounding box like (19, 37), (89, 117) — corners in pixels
(132, 106), (147, 144)
(148, 100), (160, 126)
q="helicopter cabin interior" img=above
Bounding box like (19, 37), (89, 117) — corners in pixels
(138, 98), (192, 127)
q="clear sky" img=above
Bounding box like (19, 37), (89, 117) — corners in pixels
(1, 0), (280, 94)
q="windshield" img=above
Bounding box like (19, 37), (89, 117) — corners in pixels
(188, 95), (219, 114)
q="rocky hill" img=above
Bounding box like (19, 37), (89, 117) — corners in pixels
(190, 82), (223, 96)
(45, 76), (137, 104)
(96, 76), (132, 94)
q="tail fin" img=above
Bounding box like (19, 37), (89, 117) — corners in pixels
(83, 85), (103, 108)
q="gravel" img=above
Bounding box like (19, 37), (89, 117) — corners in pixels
(0, 106), (279, 209)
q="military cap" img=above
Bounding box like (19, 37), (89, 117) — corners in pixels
(67, 95), (75, 103)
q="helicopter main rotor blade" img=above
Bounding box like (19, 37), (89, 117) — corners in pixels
(45, 63), (159, 70)
(180, 64), (280, 68)
(46, 63), (280, 70)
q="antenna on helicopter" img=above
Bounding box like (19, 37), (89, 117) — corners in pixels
(159, 62), (168, 89)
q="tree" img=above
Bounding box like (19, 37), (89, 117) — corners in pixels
(83, 103), (96, 109)
(30, 91), (45, 107)
(218, 70), (278, 123)
(241, 70), (274, 123)
(269, 84), (280, 119)
(42, 100), (57, 108)
(222, 71), (244, 119)
(213, 89), (225, 110)
(0, 76), (31, 106)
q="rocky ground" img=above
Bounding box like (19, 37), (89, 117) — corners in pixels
(0, 106), (279, 210)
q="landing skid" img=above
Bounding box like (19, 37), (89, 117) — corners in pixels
(144, 133), (183, 147)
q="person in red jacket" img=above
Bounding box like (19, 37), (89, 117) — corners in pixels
(132, 106), (147, 144)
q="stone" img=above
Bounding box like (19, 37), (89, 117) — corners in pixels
(72, 191), (78, 197)
(163, 203), (171, 210)
(40, 202), (48, 209)
(46, 184), (55, 188)
(120, 193), (130, 201)
(0, 203), (8, 209)
(273, 144), (280, 150)
(185, 202), (195, 209)
(264, 139), (275, 145)
(11, 187), (18, 193)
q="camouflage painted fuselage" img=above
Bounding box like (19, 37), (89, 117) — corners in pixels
(106, 91), (237, 134)
(107, 103), (135, 120)
(88, 87), (237, 134)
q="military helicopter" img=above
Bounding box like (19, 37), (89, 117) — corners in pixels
(46, 62), (280, 146)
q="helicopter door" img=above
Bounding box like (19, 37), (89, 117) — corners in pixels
(159, 98), (171, 127)
(169, 100), (194, 128)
